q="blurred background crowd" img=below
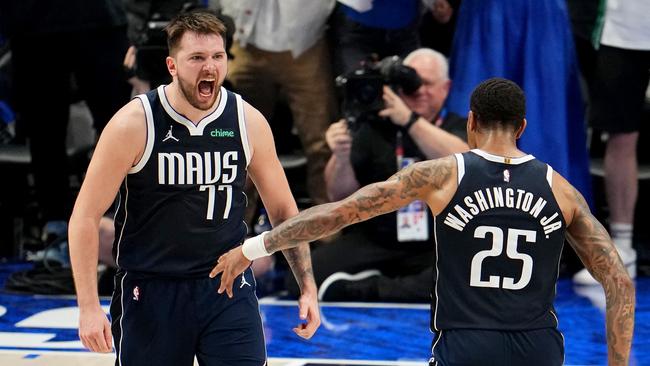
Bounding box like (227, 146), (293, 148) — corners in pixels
(0, 0), (648, 300)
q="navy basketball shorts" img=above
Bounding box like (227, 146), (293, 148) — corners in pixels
(429, 328), (564, 366)
(110, 267), (266, 366)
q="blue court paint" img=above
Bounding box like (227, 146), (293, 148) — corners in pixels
(0, 262), (648, 365)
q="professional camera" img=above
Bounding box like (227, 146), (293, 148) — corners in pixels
(336, 55), (421, 129)
(134, 17), (170, 84)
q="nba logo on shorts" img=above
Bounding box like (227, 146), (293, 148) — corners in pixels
(133, 286), (140, 301)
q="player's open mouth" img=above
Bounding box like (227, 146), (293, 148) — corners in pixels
(198, 79), (216, 97)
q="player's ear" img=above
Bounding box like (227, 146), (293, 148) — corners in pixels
(467, 111), (477, 133)
(466, 111), (478, 148)
(514, 118), (527, 139)
(166, 56), (177, 77)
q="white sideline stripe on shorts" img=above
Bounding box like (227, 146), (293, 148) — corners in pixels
(117, 271), (127, 366)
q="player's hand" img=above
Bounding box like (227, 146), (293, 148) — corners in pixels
(210, 246), (251, 298)
(379, 86), (411, 127)
(123, 45), (151, 94)
(78, 304), (112, 353)
(293, 284), (321, 339)
(325, 119), (352, 160)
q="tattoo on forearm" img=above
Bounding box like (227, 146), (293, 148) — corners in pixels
(265, 157), (453, 253)
(566, 187), (635, 365)
(282, 245), (314, 290)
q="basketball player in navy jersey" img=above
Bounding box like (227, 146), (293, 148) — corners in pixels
(68, 11), (320, 365)
(213, 78), (635, 365)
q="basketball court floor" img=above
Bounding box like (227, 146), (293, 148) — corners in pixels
(0, 262), (648, 366)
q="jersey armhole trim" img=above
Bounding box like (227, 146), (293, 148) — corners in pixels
(236, 94), (252, 166)
(546, 164), (553, 188)
(129, 95), (155, 174)
(454, 153), (465, 184)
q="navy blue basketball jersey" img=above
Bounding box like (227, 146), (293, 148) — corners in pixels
(432, 149), (566, 331)
(113, 85), (250, 277)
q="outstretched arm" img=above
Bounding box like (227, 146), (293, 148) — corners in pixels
(211, 156), (455, 291)
(564, 184), (635, 365)
(266, 155), (453, 252)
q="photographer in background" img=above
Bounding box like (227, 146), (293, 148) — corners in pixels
(286, 48), (468, 302)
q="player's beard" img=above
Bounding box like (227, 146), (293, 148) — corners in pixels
(177, 71), (220, 111)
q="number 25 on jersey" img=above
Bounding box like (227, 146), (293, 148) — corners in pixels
(470, 226), (535, 290)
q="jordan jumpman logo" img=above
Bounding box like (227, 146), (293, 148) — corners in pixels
(240, 273), (251, 288)
(163, 125), (179, 142)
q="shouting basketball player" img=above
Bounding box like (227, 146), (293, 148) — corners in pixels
(68, 11), (320, 365)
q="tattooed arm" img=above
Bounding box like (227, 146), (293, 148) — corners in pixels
(211, 155), (455, 298)
(265, 155), (455, 252)
(556, 173), (635, 366)
(280, 243), (315, 293)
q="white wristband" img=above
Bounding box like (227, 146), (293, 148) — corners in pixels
(242, 231), (271, 260)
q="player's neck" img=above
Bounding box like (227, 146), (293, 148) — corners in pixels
(475, 133), (525, 158)
(165, 82), (220, 125)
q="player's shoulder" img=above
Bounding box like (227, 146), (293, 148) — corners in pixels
(239, 99), (271, 140)
(101, 98), (147, 142)
(239, 99), (265, 125)
(113, 98), (146, 126)
(550, 170), (576, 199)
(550, 170), (585, 226)
(415, 155), (457, 187)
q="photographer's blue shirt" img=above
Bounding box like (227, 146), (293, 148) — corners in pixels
(342, 0), (418, 29)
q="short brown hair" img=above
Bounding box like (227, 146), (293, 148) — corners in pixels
(164, 11), (227, 55)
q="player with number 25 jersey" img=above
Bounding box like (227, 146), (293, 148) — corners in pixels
(433, 149), (564, 331)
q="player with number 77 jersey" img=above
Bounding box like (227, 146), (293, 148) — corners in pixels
(68, 11), (320, 365)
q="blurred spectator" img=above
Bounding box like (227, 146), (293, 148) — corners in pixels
(566, 0), (600, 87)
(445, 0), (593, 206)
(219, 0), (338, 208)
(287, 48), (468, 302)
(573, 0), (650, 285)
(332, 0), (422, 75)
(0, 0), (131, 244)
(419, 0), (461, 56)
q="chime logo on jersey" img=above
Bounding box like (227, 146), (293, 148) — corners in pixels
(210, 128), (235, 138)
(157, 151), (238, 185)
